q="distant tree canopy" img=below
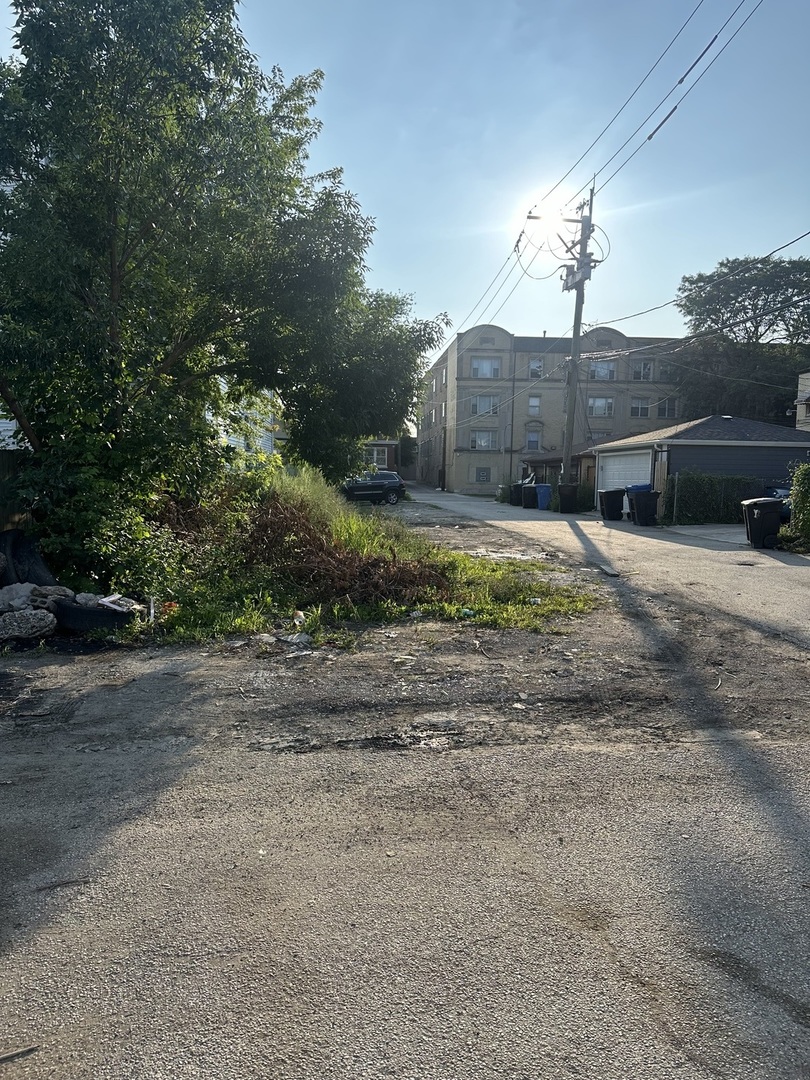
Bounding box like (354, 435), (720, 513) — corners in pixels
(0, 0), (445, 544)
(672, 257), (810, 423)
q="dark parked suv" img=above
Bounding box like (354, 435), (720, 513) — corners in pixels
(339, 470), (406, 505)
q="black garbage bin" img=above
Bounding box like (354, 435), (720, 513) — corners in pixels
(627, 489), (660, 526)
(598, 489), (624, 521)
(510, 483), (524, 506)
(521, 484), (538, 508)
(741, 497), (784, 548)
(558, 483), (578, 514)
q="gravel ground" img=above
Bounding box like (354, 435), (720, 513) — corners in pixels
(1, 501), (809, 1079)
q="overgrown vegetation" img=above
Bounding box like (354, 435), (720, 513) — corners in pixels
(73, 467), (599, 642)
(778, 462), (810, 553)
(0, 0), (446, 571)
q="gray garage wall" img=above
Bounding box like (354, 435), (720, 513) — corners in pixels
(668, 445), (810, 482)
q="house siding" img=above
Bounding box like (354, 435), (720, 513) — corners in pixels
(669, 445), (807, 482)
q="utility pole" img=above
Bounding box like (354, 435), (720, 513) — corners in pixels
(559, 187), (596, 488)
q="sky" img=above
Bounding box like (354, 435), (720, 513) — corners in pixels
(2, 0), (809, 352)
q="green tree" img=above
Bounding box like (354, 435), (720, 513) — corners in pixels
(0, 0), (444, 568)
(673, 257), (810, 423)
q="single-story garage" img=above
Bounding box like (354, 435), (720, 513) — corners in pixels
(590, 415), (810, 496)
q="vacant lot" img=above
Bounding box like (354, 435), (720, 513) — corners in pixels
(1, 501), (808, 1078)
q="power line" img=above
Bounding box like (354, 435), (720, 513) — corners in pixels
(427, 3), (722, 361)
(595, 0), (766, 196)
(586, 229), (810, 329)
(533, 0), (708, 210)
(581, 292), (810, 364)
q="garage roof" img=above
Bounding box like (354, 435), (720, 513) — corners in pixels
(594, 415), (810, 452)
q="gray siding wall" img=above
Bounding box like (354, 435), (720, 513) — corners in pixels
(669, 445), (810, 482)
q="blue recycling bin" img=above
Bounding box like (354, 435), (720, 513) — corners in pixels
(536, 483), (552, 510)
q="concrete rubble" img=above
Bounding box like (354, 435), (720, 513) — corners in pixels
(0, 583), (109, 640)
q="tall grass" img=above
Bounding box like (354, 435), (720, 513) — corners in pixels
(122, 465), (599, 641)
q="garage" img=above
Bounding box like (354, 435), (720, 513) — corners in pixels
(596, 449), (652, 491)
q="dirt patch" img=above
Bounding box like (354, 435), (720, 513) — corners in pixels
(0, 499), (805, 756)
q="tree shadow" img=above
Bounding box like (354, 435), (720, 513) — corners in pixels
(0, 650), (217, 955)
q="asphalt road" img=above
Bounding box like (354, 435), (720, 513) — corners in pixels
(1, 495), (810, 1079)
(2, 736), (810, 1079)
(407, 486), (810, 648)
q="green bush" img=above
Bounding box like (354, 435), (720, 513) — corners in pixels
(660, 470), (763, 525)
(789, 462), (810, 539)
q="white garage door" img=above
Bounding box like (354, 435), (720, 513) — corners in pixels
(597, 450), (653, 490)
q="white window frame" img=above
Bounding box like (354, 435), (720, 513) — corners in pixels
(588, 396), (614, 417)
(526, 430), (541, 451)
(527, 395), (541, 417)
(657, 398), (677, 419)
(470, 429), (498, 450)
(631, 360), (653, 382)
(529, 358), (543, 379)
(589, 360), (616, 381)
(365, 447), (388, 467)
(471, 356), (500, 379)
(630, 397), (650, 418)
(471, 394), (499, 416)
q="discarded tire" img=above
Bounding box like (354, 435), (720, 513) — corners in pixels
(54, 598), (135, 633)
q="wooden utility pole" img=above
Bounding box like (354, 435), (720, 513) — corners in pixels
(559, 188), (596, 486)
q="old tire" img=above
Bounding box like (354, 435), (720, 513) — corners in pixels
(54, 599), (135, 633)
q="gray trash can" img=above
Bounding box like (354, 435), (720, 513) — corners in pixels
(558, 483), (578, 514)
(598, 489), (624, 521)
(741, 498), (783, 548)
(521, 484), (538, 508)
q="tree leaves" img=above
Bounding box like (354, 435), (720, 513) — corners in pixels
(673, 257), (810, 423)
(0, 0), (446, 537)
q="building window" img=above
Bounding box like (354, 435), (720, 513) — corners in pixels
(805, 403), (810, 419)
(631, 360), (652, 381)
(588, 396), (614, 417)
(475, 467), (491, 483)
(595, 337), (613, 348)
(528, 395), (541, 417)
(630, 397), (649, 418)
(471, 356), (500, 379)
(479, 336), (495, 346)
(471, 394), (499, 416)
(659, 363), (675, 381)
(657, 398), (677, 418)
(365, 447), (388, 467)
(470, 430), (497, 450)
(589, 360), (616, 381)
(441, 367), (447, 385)
(529, 357), (543, 379)
(441, 402), (446, 419)
(429, 408), (436, 425)
(431, 377), (436, 394)
(526, 430), (541, 451)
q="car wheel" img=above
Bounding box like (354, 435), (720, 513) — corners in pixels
(385, 490), (400, 505)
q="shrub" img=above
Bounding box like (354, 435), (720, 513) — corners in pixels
(659, 470), (762, 525)
(789, 462), (810, 539)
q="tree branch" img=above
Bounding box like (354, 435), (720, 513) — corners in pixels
(0, 376), (42, 452)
